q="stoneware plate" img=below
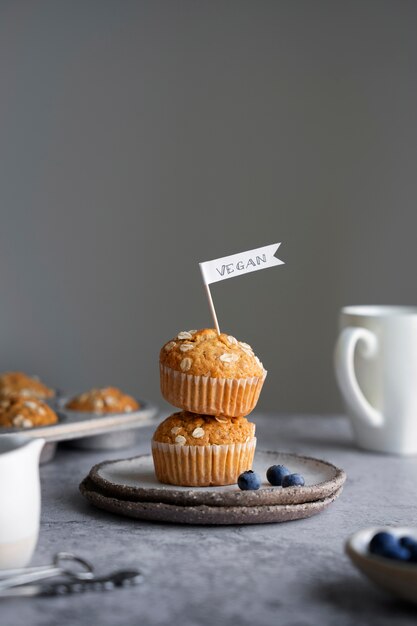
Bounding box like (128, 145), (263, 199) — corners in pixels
(80, 477), (344, 525)
(346, 526), (417, 604)
(87, 451), (346, 507)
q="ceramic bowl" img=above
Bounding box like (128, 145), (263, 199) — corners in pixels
(346, 526), (417, 604)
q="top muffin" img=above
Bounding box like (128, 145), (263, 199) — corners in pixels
(160, 329), (265, 379)
(65, 387), (139, 414)
(0, 371), (54, 400)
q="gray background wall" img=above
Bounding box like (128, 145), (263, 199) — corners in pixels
(1, 0), (416, 413)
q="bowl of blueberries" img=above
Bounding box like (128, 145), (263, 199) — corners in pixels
(346, 526), (417, 604)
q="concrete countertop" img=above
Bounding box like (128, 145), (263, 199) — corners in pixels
(2, 413), (417, 626)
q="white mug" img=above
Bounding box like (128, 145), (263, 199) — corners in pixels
(0, 435), (44, 569)
(334, 305), (417, 455)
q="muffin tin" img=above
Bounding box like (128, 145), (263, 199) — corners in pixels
(0, 395), (158, 463)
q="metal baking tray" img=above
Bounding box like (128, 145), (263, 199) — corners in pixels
(0, 396), (158, 463)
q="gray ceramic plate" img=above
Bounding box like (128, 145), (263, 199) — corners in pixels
(88, 451), (346, 507)
(80, 477), (344, 525)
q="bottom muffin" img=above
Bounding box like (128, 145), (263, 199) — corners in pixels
(152, 411), (256, 487)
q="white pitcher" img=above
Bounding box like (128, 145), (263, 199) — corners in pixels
(334, 305), (417, 455)
(0, 435), (44, 569)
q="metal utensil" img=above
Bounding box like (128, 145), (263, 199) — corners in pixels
(0, 569), (144, 597)
(0, 552), (94, 591)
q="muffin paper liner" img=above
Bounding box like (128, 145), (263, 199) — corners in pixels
(159, 364), (267, 417)
(152, 437), (257, 487)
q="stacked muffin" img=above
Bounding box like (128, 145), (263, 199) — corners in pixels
(152, 329), (267, 487)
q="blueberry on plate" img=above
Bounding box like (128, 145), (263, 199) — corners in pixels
(369, 531), (410, 560)
(282, 473), (305, 488)
(266, 464), (290, 486)
(237, 470), (261, 491)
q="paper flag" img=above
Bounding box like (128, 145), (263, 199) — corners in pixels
(199, 243), (284, 285)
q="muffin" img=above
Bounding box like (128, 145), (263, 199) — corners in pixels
(160, 329), (266, 417)
(0, 371), (54, 400)
(65, 387), (139, 414)
(0, 396), (58, 428)
(152, 411), (256, 486)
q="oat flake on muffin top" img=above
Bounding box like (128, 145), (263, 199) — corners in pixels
(160, 328), (265, 379)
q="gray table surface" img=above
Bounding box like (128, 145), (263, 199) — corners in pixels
(3, 413), (417, 626)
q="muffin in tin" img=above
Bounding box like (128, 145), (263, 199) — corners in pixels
(65, 387), (139, 414)
(152, 411), (256, 486)
(160, 329), (266, 417)
(0, 396), (58, 428)
(0, 371), (54, 400)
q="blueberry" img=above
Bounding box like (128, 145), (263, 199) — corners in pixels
(369, 531), (417, 561)
(369, 531), (398, 556)
(266, 464), (290, 486)
(407, 546), (417, 563)
(379, 545), (410, 561)
(282, 473), (305, 488)
(237, 470), (261, 491)
(399, 536), (417, 551)
(399, 537), (417, 562)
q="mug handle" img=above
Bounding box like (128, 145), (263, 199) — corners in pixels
(334, 327), (384, 428)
